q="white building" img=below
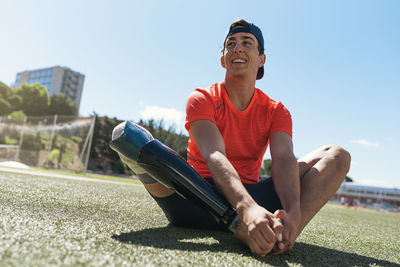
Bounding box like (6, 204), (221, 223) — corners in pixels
(14, 66), (85, 112)
(333, 182), (400, 210)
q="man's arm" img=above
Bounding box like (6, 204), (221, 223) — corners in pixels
(190, 120), (282, 257)
(269, 131), (301, 254)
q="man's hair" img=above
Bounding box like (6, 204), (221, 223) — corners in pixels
(222, 19), (264, 55)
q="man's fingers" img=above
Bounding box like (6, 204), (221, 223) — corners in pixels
(248, 233), (273, 257)
(247, 222), (276, 257)
(272, 241), (294, 255)
(271, 241), (288, 255)
(259, 223), (277, 244)
(274, 209), (286, 220)
(248, 222), (275, 244)
(272, 218), (283, 241)
(271, 210), (285, 242)
(252, 234), (273, 256)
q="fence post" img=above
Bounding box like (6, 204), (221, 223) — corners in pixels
(15, 116), (28, 161)
(46, 114), (58, 166)
(84, 115), (96, 172)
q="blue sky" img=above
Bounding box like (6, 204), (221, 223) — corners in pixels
(1, 0), (399, 187)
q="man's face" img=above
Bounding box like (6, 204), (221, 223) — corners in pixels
(221, 32), (265, 79)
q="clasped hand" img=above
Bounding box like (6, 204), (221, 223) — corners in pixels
(242, 206), (300, 257)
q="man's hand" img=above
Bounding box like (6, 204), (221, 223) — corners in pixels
(273, 210), (301, 254)
(239, 205), (284, 257)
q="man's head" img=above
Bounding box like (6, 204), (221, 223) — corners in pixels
(222, 19), (265, 80)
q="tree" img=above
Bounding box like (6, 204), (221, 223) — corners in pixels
(0, 81), (12, 98)
(48, 93), (78, 116)
(259, 159), (272, 177)
(0, 98), (11, 115)
(0, 81), (20, 115)
(6, 94), (22, 110)
(89, 114), (130, 174)
(13, 83), (50, 116)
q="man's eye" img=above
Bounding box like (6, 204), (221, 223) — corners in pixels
(226, 42), (235, 47)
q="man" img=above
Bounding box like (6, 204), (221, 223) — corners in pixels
(114, 19), (351, 257)
(185, 19), (350, 256)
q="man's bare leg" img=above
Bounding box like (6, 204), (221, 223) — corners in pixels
(143, 181), (174, 198)
(297, 144), (351, 234)
(273, 144), (351, 254)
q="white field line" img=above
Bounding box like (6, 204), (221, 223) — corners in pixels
(0, 167), (142, 186)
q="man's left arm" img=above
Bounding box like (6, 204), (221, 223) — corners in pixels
(269, 131), (301, 254)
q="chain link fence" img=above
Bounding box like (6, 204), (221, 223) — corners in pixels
(0, 115), (95, 171)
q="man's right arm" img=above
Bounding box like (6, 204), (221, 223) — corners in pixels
(189, 119), (282, 257)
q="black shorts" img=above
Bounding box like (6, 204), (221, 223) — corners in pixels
(151, 177), (282, 231)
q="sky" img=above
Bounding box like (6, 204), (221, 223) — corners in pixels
(1, 0), (399, 188)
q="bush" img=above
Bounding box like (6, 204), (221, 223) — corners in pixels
(4, 136), (18, 145)
(61, 152), (74, 168)
(48, 149), (60, 167)
(8, 110), (26, 124)
(21, 133), (43, 151)
(70, 136), (83, 143)
(0, 98), (11, 115)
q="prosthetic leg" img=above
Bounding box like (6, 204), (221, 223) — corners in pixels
(110, 121), (246, 240)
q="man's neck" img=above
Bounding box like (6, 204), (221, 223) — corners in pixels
(223, 75), (256, 111)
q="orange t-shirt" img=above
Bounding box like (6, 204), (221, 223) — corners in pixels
(185, 82), (292, 184)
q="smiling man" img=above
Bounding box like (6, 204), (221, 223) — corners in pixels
(112, 19), (351, 258)
(183, 19), (351, 256)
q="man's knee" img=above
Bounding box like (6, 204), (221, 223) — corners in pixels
(324, 145), (351, 174)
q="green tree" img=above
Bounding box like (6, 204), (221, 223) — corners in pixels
(6, 94), (23, 110)
(0, 81), (20, 115)
(89, 114), (131, 175)
(48, 93), (78, 116)
(0, 98), (11, 115)
(14, 83), (50, 116)
(259, 159), (272, 177)
(0, 81), (12, 98)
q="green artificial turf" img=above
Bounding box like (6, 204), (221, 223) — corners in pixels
(0, 172), (399, 266)
(30, 167), (141, 184)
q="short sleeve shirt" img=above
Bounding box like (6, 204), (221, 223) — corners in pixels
(185, 82), (292, 184)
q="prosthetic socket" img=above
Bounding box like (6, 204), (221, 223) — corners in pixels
(109, 121), (241, 233)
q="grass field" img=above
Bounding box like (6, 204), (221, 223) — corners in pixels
(0, 171), (399, 266)
(30, 167), (142, 185)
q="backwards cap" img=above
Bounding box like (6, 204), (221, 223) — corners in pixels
(224, 21), (265, 80)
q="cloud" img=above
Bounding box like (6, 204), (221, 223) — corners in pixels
(138, 105), (184, 131)
(351, 139), (380, 148)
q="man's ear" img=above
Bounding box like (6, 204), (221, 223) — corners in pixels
(258, 54), (266, 68)
(221, 55), (226, 69)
